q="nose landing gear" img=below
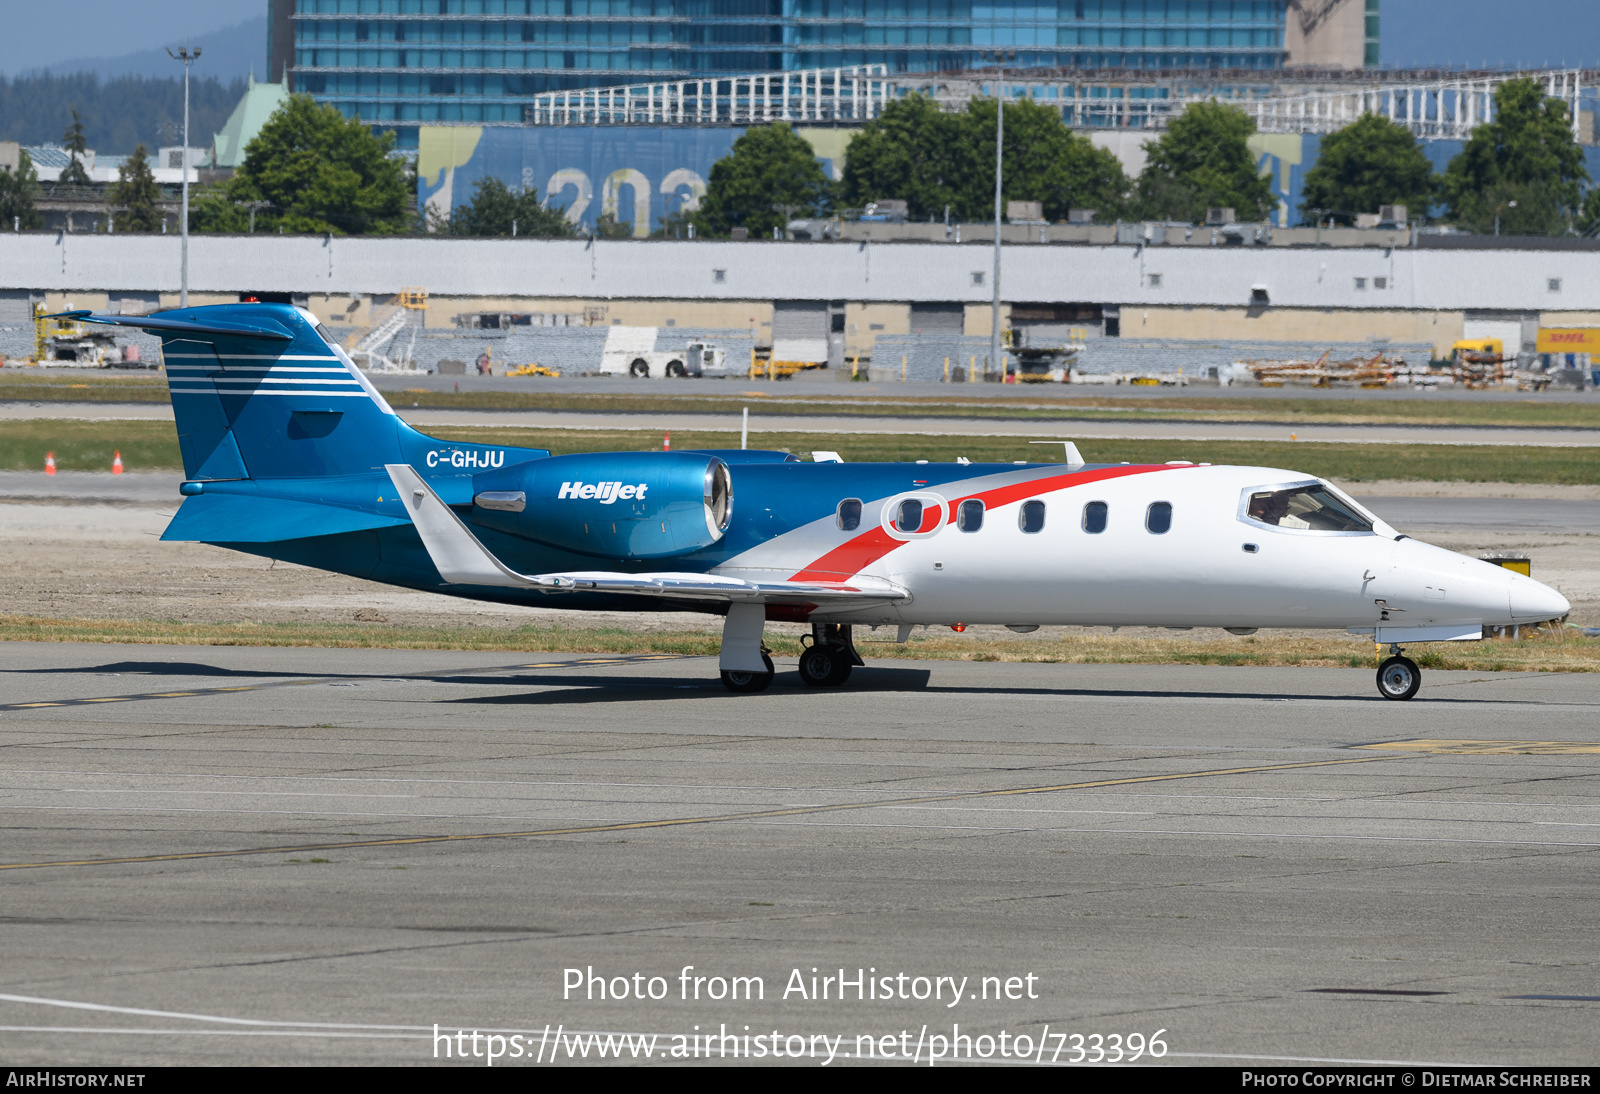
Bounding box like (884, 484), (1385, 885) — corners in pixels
(798, 624), (864, 687)
(1376, 644), (1421, 701)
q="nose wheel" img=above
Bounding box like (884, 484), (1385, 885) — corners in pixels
(1376, 647), (1421, 701)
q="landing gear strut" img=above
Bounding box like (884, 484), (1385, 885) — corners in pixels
(1376, 643), (1421, 701)
(798, 624), (863, 687)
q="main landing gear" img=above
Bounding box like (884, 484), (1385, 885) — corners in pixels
(798, 624), (864, 687)
(721, 652), (775, 693)
(1376, 644), (1421, 701)
(717, 607), (865, 693)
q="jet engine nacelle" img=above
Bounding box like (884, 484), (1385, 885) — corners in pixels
(469, 451), (731, 560)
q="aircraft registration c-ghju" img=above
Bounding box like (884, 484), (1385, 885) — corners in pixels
(58, 304), (1570, 701)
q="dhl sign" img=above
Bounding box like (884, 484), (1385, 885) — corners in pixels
(1535, 328), (1600, 353)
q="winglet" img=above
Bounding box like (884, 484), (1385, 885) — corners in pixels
(385, 464), (533, 587)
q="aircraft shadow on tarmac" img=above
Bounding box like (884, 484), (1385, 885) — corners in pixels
(6, 660), (1557, 707)
(447, 665), (936, 704)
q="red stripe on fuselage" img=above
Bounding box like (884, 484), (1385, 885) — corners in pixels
(788, 463), (1187, 583)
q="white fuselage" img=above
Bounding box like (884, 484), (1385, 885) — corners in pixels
(716, 464), (1569, 634)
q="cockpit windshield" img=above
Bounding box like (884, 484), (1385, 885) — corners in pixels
(1243, 484), (1374, 533)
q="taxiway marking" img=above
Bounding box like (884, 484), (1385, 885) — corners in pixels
(1357, 738), (1600, 755)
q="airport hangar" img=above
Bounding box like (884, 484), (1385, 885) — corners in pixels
(3, 231), (1599, 369)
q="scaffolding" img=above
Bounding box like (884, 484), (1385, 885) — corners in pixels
(522, 65), (892, 127)
(517, 66), (1588, 140)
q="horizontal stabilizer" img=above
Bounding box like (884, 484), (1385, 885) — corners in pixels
(45, 311), (292, 341)
(385, 463), (907, 603)
(162, 492), (410, 543)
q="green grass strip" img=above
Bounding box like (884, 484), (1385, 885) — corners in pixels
(6, 419), (1600, 484)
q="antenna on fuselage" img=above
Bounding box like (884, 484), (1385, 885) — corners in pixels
(1028, 440), (1085, 468)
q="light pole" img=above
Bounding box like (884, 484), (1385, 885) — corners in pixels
(1494, 199), (1517, 236)
(983, 50), (1013, 381)
(167, 45), (201, 307)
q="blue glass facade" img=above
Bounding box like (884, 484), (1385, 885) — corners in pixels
(289, 0), (1287, 142)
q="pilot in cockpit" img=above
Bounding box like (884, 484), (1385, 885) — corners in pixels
(1248, 490), (1311, 529)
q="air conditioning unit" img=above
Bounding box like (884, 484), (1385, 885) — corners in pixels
(1378, 204), (1408, 227)
(1205, 207), (1235, 226)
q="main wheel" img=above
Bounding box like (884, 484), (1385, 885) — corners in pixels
(798, 644), (852, 687)
(721, 653), (775, 693)
(629, 357), (650, 378)
(1376, 655), (1421, 701)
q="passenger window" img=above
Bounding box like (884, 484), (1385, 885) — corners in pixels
(1146, 501), (1172, 534)
(836, 498), (862, 531)
(894, 498), (924, 533)
(1082, 501), (1108, 534)
(1019, 499), (1045, 534)
(957, 499), (984, 532)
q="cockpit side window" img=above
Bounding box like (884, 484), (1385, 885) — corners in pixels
(836, 498), (862, 532)
(1244, 484), (1374, 533)
(314, 323), (336, 346)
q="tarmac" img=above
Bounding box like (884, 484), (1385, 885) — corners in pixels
(1, 646), (1598, 1067)
(6, 400), (1600, 447)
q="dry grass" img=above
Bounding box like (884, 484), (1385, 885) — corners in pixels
(3, 613), (1595, 673)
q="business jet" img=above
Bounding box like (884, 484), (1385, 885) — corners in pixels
(57, 303), (1569, 701)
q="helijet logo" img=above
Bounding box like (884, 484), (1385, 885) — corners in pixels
(557, 481), (649, 504)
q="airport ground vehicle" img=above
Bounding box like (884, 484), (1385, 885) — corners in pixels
(53, 303), (1572, 699)
(598, 326), (729, 378)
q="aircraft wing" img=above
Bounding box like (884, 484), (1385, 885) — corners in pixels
(384, 464), (907, 605)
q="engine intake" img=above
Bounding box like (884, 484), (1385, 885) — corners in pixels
(470, 452), (731, 560)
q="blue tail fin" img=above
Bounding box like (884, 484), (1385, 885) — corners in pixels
(157, 303), (406, 480)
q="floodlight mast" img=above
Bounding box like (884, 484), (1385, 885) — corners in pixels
(167, 45), (201, 307)
(983, 50), (1012, 384)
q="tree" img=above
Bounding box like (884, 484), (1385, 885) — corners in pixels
(840, 94), (1127, 222)
(107, 144), (163, 231)
(1442, 77), (1589, 235)
(1298, 113), (1436, 223)
(1131, 101), (1275, 223)
(958, 97), (1127, 222)
(839, 94), (966, 220)
(693, 123), (832, 238)
(217, 94), (412, 235)
(60, 108), (91, 187)
(0, 149), (42, 229)
(1578, 187), (1600, 237)
(439, 176), (575, 237)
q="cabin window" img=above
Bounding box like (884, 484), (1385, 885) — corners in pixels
(836, 498), (862, 532)
(957, 499), (984, 532)
(1245, 485), (1374, 533)
(1082, 500), (1108, 534)
(1146, 501), (1172, 534)
(1019, 499), (1046, 534)
(894, 499), (925, 533)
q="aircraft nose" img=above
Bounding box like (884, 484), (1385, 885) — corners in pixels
(1508, 574), (1570, 623)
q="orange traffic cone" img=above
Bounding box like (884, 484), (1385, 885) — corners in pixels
(112, 450), (124, 475)
(663, 430), (671, 451)
(44, 452), (56, 475)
